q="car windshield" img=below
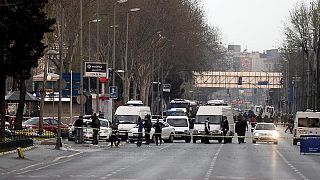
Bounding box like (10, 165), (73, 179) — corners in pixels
(255, 124), (275, 130)
(100, 120), (109, 127)
(23, 117), (39, 125)
(195, 115), (222, 124)
(298, 118), (320, 127)
(117, 115), (139, 124)
(167, 111), (186, 116)
(166, 118), (188, 127)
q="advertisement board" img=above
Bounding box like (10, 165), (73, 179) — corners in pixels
(84, 62), (108, 77)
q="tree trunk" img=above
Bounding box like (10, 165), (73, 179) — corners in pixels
(0, 72), (6, 142)
(14, 79), (26, 130)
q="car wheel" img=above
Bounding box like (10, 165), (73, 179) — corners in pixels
(169, 134), (174, 143)
(252, 140), (256, 144)
(293, 138), (298, 145)
(185, 136), (191, 143)
(274, 141), (278, 145)
(218, 138), (222, 143)
(228, 137), (232, 143)
(200, 138), (205, 143)
(129, 140), (135, 143)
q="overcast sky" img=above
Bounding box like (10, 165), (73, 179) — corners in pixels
(202, 0), (312, 53)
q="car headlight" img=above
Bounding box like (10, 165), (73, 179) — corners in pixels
(254, 132), (259, 136)
(272, 132), (279, 139)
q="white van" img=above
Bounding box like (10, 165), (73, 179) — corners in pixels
(293, 111), (320, 145)
(263, 106), (274, 118)
(193, 105), (235, 143)
(254, 105), (263, 117)
(114, 102), (151, 140)
(165, 116), (191, 142)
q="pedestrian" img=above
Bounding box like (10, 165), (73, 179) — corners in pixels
(153, 118), (163, 145)
(144, 114), (152, 145)
(91, 113), (100, 145)
(98, 111), (104, 118)
(74, 116), (84, 144)
(257, 114), (262, 123)
(204, 117), (210, 144)
(235, 117), (248, 144)
(137, 116), (144, 147)
(285, 115), (294, 134)
(221, 116), (229, 143)
(110, 121), (120, 147)
(250, 114), (257, 132)
(189, 118), (195, 141)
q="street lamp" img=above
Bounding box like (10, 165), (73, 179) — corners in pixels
(113, 0), (128, 87)
(88, 18), (102, 113)
(124, 7), (140, 103)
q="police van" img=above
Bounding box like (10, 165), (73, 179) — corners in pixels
(114, 100), (151, 140)
(293, 111), (320, 145)
(193, 101), (235, 143)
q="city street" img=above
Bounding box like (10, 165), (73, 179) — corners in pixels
(0, 126), (320, 180)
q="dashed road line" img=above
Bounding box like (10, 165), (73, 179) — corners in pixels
(276, 149), (309, 180)
(204, 144), (223, 180)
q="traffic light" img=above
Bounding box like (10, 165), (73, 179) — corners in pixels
(238, 77), (242, 85)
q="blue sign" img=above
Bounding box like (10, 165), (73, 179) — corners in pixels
(300, 135), (320, 154)
(62, 73), (80, 97)
(110, 86), (118, 99)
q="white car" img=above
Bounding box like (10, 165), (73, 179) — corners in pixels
(128, 121), (175, 143)
(252, 123), (279, 144)
(68, 118), (112, 141)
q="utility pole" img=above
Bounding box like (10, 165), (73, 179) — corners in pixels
(96, 0), (100, 113)
(55, 2), (63, 150)
(79, 0), (84, 116)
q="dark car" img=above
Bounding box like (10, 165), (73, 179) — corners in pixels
(22, 117), (69, 137)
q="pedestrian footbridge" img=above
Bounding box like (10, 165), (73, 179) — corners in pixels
(193, 71), (283, 89)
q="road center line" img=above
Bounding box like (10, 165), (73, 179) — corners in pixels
(276, 149), (308, 180)
(204, 144), (224, 180)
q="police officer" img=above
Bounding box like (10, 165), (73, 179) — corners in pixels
(144, 114), (152, 145)
(74, 116), (84, 144)
(221, 116), (229, 143)
(91, 113), (100, 145)
(204, 117), (210, 144)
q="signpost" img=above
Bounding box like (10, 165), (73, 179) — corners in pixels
(84, 62), (108, 77)
(110, 86), (118, 99)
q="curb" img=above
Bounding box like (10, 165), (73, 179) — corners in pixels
(0, 146), (35, 157)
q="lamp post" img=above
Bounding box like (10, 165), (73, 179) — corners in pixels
(88, 19), (101, 93)
(113, 0), (127, 87)
(124, 8), (140, 103)
(80, 0), (84, 116)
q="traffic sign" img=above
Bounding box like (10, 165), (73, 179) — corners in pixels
(84, 62), (108, 77)
(110, 86), (118, 99)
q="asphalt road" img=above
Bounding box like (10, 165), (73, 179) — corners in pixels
(1, 126), (320, 180)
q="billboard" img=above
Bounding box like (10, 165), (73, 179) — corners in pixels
(84, 62), (108, 77)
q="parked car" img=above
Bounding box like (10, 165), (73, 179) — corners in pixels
(252, 123), (279, 144)
(128, 121), (175, 143)
(68, 118), (112, 141)
(22, 117), (69, 137)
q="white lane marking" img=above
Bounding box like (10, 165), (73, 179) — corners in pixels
(16, 155), (78, 175)
(159, 143), (174, 151)
(204, 144), (224, 180)
(5, 152), (82, 175)
(276, 150), (308, 180)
